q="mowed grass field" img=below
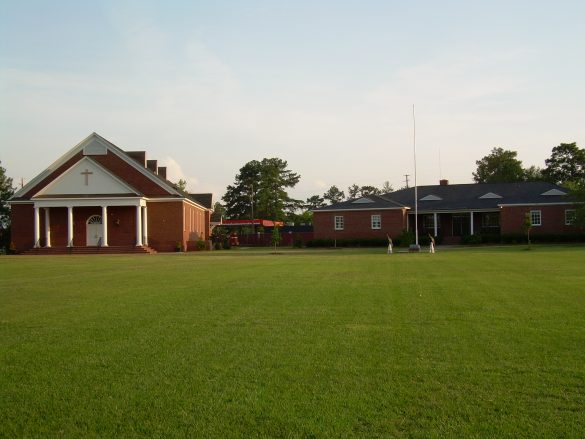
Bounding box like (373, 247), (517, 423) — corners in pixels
(1, 246), (585, 437)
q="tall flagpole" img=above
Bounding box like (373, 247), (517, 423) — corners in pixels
(413, 104), (419, 247)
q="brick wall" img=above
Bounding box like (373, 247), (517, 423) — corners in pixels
(313, 209), (407, 240)
(10, 204), (34, 252)
(501, 204), (579, 234)
(147, 201), (184, 252)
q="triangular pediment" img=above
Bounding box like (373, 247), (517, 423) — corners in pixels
(34, 157), (139, 197)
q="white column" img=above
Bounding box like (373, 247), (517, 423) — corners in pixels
(142, 205), (148, 246)
(102, 205), (108, 247)
(433, 212), (438, 237)
(33, 207), (40, 248)
(67, 206), (74, 247)
(470, 211), (474, 235)
(45, 208), (51, 248)
(136, 205), (143, 246)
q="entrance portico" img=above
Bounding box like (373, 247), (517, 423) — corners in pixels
(32, 198), (148, 248)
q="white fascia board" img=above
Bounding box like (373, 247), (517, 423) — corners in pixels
(408, 208), (500, 214)
(33, 197), (145, 208)
(146, 197), (211, 211)
(498, 202), (579, 207)
(313, 207), (405, 213)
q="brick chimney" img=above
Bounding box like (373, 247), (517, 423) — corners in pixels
(147, 160), (158, 173)
(157, 166), (167, 180)
(440, 179), (449, 186)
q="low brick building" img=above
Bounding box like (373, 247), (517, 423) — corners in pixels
(9, 133), (212, 253)
(313, 181), (581, 244)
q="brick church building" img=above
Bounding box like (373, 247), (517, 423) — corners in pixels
(9, 133), (212, 254)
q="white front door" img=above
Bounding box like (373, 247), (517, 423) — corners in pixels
(86, 215), (103, 246)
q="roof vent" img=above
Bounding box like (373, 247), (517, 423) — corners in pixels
(479, 192), (503, 199)
(420, 194), (442, 201)
(541, 189), (567, 196)
(352, 197), (375, 204)
(440, 179), (449, 186)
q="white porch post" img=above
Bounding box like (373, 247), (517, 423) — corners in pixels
(44, 208), (51, 248)
(136, 205), (143, 246)
(33, 206), (40, 248)
(142, 205), (148, 246)
(67, 206), (74, 247)
(433, 213), (438, 237)
(470, 211), (474, 235)
(102, 205), (109, 247)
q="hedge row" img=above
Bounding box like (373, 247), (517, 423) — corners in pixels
(307, 233), (585, 247)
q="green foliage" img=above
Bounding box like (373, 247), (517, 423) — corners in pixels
(223, 159), (300, 221)
(196, 240), (206, 251)
(543, 142), (585, 185)
(323, 185), (345, 204)
(0, 161), (15, 229)
(396, 229), (415, 247)
(461, 234), (483, 245)
(292, 234), (304, 248)
(175, 179), (188, 191)
(305, 195), (325, 210)
(523, 165), (545, 182)
(473, 147), (525, 183)
(347, 184), (382, 199)
(271, 226), (281, 247)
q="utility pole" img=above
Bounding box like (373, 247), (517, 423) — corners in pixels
(250, 183), (255, 235)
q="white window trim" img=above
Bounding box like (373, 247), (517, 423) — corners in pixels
(530, 210), (542, 226)
(371, 214), (381, 230)
(565, 209), (576, 226)
(334, 215), (344, 231)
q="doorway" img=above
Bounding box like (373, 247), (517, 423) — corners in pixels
(86, 215), (103, 246)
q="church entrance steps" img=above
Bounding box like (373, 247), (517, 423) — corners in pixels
(21, 245), (157, 255)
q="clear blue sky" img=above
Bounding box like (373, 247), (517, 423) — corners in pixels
(1, 0), (584, 200)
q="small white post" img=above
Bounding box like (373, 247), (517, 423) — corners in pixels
(470, 211), (474, 235)
(102, 205), (108, 247)
(136, 205), (143, 246)
(45, 208), (51, 248)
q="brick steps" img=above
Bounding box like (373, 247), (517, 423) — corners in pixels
(21, 245), (157, 255)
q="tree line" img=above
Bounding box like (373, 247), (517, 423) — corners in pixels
(218, 141), (585, 225)
(1, 141), (584, 246)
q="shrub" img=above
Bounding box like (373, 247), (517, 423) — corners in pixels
(292, 234), (304, 248)
(196, 240), (206, 251)
(395, 230), (414, 247)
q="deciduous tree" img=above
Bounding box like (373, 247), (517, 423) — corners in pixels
(542, 142), (585, 185)
(473, 148), (525, 183)
(0, 161), (14, 229)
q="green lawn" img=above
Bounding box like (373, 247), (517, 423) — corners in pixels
(1, 246), (585, 437)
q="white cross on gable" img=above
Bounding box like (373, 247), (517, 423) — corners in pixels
(80, 169), (93, 186)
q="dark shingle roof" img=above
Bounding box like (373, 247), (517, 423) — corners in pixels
(313, 194), (406, 211)
(315, 182), (570, 213)
(189, 193), (213, 209)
